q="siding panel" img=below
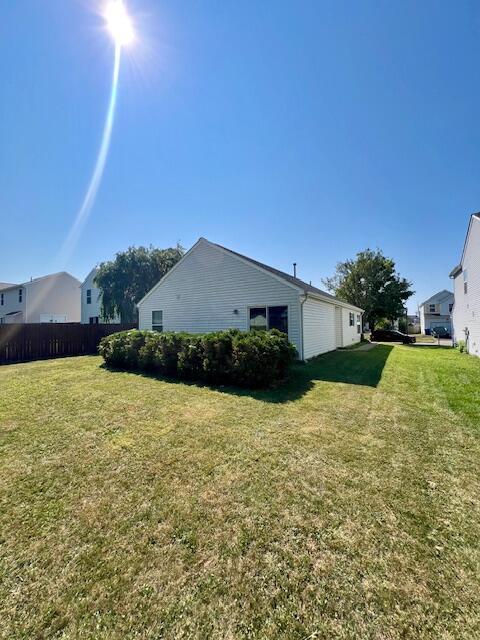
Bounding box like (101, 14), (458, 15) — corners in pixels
(138, 241), (303, 355)
(453, 218), (480, 355)
(303, 297), (336, 358)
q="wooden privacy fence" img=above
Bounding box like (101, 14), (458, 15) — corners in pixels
(0, 323), (137, 364)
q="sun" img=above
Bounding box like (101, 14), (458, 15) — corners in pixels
(104, 0), (135, 46)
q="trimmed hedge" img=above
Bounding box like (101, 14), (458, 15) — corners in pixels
(98, 328), (296, 388)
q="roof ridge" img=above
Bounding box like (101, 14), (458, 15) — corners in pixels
(207, 239), (362, 310)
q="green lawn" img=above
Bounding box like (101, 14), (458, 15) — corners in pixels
(1, 346), (479, 639)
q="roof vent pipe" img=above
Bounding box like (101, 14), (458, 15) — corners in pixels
(293, 262), (297, 278)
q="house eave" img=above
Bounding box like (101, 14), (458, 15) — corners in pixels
(305, 291), (364, 313)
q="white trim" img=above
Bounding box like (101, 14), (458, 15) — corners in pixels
(246, 303), (291, 336)
(137, 237), (364, 313)
(136, 239), (205, 307)
(306, 291), (363, 313)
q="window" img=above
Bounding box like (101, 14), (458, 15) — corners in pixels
(249, 307), (267, 331)
(0, 293), (3, 306)
(449, 303), (454, 313)
(357, 314), (361, 334)
(267, 306), (288, 334)
(464, 270), (468, 294)
(349, 312), (354, 327)
(152, 310), (163, 332)
(86, 289), (92, 304)
(18, 288), (23, 303)
(89, 316), (99, 324)
(249, 306), (288, 335)
(429, 304), (436, 313)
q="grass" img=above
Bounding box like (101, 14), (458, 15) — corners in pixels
(1, 346), (479, 639)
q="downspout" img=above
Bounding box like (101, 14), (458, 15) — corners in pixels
(300, 294), (307, 361)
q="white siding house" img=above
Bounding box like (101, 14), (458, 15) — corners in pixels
(419, 290), (454, 335)
(137, 238), (363, 360)
(0, 272), (81, 324)
(449, 213), (480, 355)
(81, 268), (120, 324)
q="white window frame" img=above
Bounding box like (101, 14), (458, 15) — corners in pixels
(247, 305), (289, 335)
(152, 310), (163, 332)
(86, 289), (92, 305)
(18, 288), (23, 303)
(429, 304), (436, 313)
(349, 312), (355, 327)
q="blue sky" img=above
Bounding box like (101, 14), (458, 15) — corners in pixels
(1, 1), (478, 312)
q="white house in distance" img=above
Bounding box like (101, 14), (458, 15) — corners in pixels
(418, 290), (454, 335)
(137, 238), (363, 360)
(449, 212), (480, 355)
(81, 268), (120, 324)
(0, 272), (81, 324)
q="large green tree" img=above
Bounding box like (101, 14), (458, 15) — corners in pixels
(94, 245), (184, 322)
(322, 249), (414, 330)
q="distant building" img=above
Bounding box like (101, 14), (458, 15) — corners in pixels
(419, 290), (454, 335)
(80, 268), (120, 324)
(449, 213), (480, 355)
(0, 272), (81, 324)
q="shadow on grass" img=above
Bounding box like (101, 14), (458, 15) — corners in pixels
(101, 344), (394, 405)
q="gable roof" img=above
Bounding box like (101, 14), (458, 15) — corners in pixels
(0, 282), (17, 290)
(81, 267), (99, 288)
(138, 238), (363, 312)
(210, 240), (358, 307)
(420, 289), (454, 307)
(449, 212), (480, 277)
(0, 272), (80, 292)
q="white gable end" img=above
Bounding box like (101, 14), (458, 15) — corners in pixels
(138, 240), (303, 355)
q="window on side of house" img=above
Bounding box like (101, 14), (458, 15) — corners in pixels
(429, 304), (436, 313)
(349, 312), (354, 327)
(89, 316), (99, 324)
(249, 306), (288, 335)
(356, 314), (361, 334)
(268, 306), (288, 335)
(449, 303), (454, 313)
(249, 307), (268, 331)
(86, 289), (92, 304)
(18, 289), (23, 303)
(464, 270), (468, 294)
(0, 293), (3, 306)
(152, 310), (163, 332)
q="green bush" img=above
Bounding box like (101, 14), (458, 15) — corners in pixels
(457, 340), (466, 353)
(99, 328), (296, 388)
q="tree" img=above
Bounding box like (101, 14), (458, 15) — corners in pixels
(94, 245), (184, 322)
(322, 249), (414, 330)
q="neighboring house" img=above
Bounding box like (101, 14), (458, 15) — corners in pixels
(80, 268), (120, 324)
(137, 238), (363, 360)
(419, 290), (454, 335)
(0, 272), (81, 324)
(449, 213), (480, 355)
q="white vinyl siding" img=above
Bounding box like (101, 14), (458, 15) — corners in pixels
(138, 240), (303, 356)
(453, 218), (480, 355)
(302, 297), (336, 359)
(341, 306), (361, 346)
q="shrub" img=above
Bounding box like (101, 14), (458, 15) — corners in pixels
(99, 328), (296, 388)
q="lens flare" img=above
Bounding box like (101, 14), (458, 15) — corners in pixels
(60, 2), (135, 265)
(105, 1), (135, 46)
(59, 44), (121, 264)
